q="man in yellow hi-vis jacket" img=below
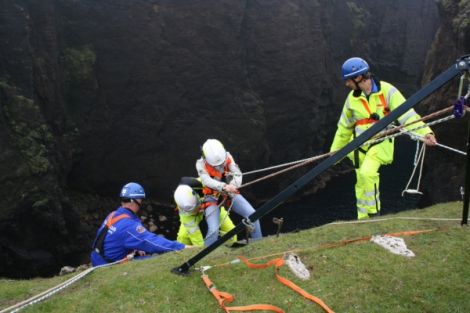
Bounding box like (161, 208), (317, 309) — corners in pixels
(330, 57), (437, 219)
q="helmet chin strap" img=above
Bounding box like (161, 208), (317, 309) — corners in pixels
(353, 80), (361, 91)
(131, 198), (143, 209)
(353, 75), (368, 91)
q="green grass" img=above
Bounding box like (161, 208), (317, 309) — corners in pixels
(2, 202), (470, 312)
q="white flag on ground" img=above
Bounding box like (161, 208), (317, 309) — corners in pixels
(370, 235), (415, 257)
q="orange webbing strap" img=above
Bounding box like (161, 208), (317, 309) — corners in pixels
(319, 229), (436, 251)
(385, 229), (435, 237)
(238, 256), (335, 313)
(359, 98), (372, 115)
(356, 94), (390, 126)
(355, 118), (378, 126)
(199, 201), (218, 211)
(201, 274), (285, 313)
(321, 229), (435, 249)
(105, 211), (131, 228)
(378, 93), (389, 115)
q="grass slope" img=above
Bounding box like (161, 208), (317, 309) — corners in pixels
(1, 202), (470, 313)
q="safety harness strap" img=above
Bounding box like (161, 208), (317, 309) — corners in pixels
(199, 201), (218, 211)
(353, 93), (392, 167)
(355, 93), (390, 126)
(106, 211), (131, 228)
(203, 157), (233, 197)
(92, 211), (131, 263)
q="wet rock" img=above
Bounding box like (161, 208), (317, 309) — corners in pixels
(59, 266), (76, 276)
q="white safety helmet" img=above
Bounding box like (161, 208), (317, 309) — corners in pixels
(202, 139), (227, 166)
(174, 185), (200, 214)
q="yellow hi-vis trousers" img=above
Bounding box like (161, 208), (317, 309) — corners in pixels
(177, 207), (237, 246)
(353, 146), (382, 220)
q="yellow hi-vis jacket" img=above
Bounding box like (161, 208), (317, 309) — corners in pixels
(175, 177), (237, 246)
(330, 80), (433, 165)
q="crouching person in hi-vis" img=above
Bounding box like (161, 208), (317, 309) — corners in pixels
(90, 182), (186, 266)
(173, 177), (237, 247)
(196, 139), (262, 246)
(330, 57), (437, 219)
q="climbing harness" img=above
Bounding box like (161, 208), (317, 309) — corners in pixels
(201, 255), (334, 313)
(355, 92), (390, 126)
(92, 211), (131, 262)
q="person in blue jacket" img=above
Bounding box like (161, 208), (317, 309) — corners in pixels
(90, 182), (186, 266)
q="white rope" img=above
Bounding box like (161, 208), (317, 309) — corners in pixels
(327, 216), (461, 225)
(242, 115), (456, 178)
(243, 155), (323, 176)
(1, 256), (132, 313)
(434, 142), (466, 156)
(400, 123), (467, 156)
(401, 141), (425, 196)
(364, 115), (455, 146)
(196, 258), (240, 274)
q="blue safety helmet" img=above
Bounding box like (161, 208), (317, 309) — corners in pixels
(120, 182), (146, 199)
(341, 57), (369, 80)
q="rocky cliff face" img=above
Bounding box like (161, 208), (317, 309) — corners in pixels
(419, 0), (470, 207)
(0, 0), (439, 277)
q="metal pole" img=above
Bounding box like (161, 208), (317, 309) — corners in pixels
(173, 57), (467, 275)
(461, 73), (470, 225)
(462, 117), (470, 225)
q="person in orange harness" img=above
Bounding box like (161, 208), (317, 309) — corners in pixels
(174, 177), (237, 247)
(330, 57), (437, 219)
(90, 182), (186, 266)
(196, 139), (262, 246)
